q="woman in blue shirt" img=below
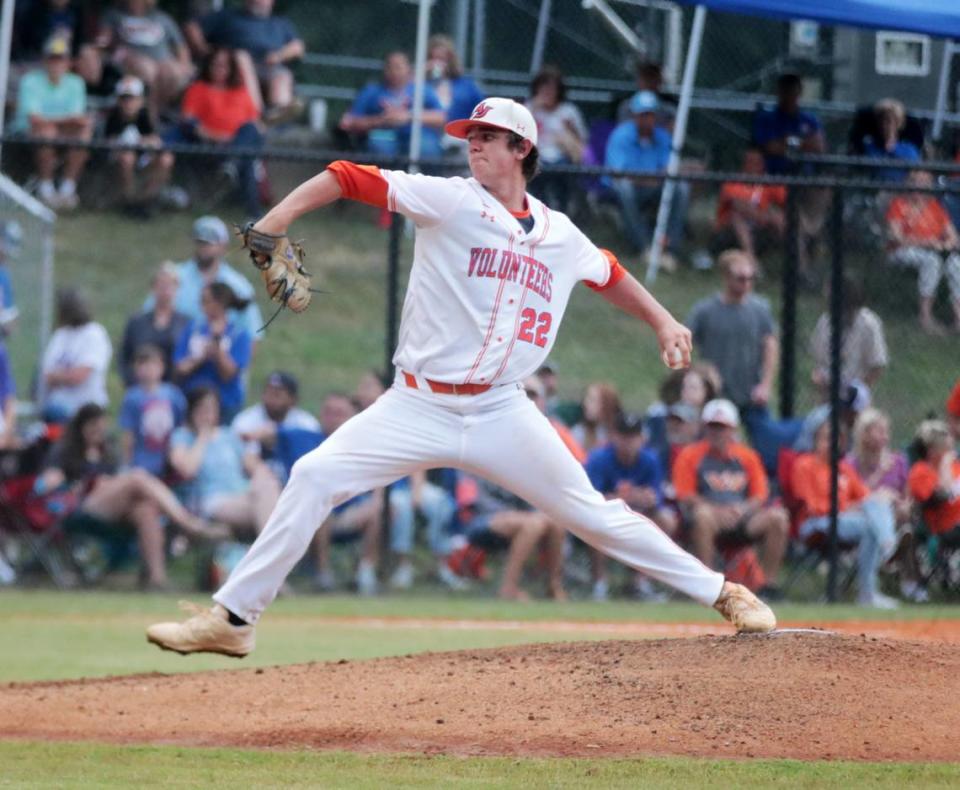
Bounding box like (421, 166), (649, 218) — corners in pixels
(426, 35), (485, 149)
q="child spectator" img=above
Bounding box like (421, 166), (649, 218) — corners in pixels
(425, 34), (484, 149)
(39, 287), (112, 421)
(792, 410), (899, 608)
(119, 344), (186, 477)
(673, 400), (788, 596)
(173, 282), (252, 424)
(103, 75), (174, 215)
(0, 340), (16, 450)
(14, 35), (92, 210)
(0, 220), (22, 337)
(885, 169), (960, 334)
(908, 420), (960, 547)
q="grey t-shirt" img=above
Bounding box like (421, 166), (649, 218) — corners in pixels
(686, 293), (776, 407)
(104, 10), (185, 61)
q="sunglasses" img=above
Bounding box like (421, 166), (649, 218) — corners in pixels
(732, 273), (756, 282)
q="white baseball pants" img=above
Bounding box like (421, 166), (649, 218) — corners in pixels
(215, 377), (725, 623)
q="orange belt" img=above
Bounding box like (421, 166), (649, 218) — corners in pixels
(402, 371), (492, 396)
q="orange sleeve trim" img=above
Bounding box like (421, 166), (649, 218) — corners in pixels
(328, 160), (389, 209)
(585, 249), (627, 292)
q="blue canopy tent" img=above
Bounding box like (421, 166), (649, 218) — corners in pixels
(648, 0), (960, 280)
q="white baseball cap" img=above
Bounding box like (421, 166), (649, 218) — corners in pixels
(701, 399), (740, 428)
(445, 98), (538, 147)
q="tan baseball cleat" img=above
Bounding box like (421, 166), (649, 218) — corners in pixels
(146, 602), (255, 657)
(713, 581), (777, 633)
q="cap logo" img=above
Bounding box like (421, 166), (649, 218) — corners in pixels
(472, 102), (492, 119)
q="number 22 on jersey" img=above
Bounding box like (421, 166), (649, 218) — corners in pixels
(518, 308), (552, 348)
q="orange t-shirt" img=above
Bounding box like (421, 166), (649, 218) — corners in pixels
(672, 440), (768, 504)
(551, 418), (587, 464)
(715, 181), (786, 227)
(181, 81), (259, 138)
(885, 196), (951, 245)
(790, 453), (868, 520)
(947, 380), (960, 419)
(908, 459), (960, 535)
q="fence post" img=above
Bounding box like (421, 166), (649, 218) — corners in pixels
(779, 185), (799, 419)
(826, 187), (845, 603)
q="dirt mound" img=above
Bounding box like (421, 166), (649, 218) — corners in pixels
(2, 632), (958, 761)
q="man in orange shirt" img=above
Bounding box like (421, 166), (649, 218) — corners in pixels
(792, 411), (899, 608)
(908, 420), (960, 545)
(673, 399), (788, 594)
(946, 379), (960, 441)
(885, 170), (960, 333)
(710, 148), (786, 266)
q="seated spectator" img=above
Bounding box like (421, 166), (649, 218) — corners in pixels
(457, 473), (566, 601)
(673, 400), (788, 596)
(144, 216), (263, 339)
(339, 51), (445, 160)
(37, 403), (218, 590)
(12, 0), (100, 89)
(847, 408), (925, 601)
(0, 339), (16, 449)
(96, 0), (193, 118)
(862, 99), (922, 183)
(605, 90), (689, 267)
(617, 60), (677, 129)
(908, 420), (960, 548)
(534, 362), (561, 417)
(164, 49), (265, 218)
(13, 35), (92, 210)
(647, 363), (719, 477)
(118, 344), (186, 477)
(121, 261), (190, 387)
(525, 66), (587, 213)
(0, 220), (22, 337)
(186, 0), (304, 122)
(654, 362), (722, 415)
(791, 409), (899, 608)
(103, 75), (174, 216)
(885, 169), (960, 334)
(710, 147), (785, 265)
(355, 369), (387, 410)
(169, 387), (281, 537)
(752, 72), (828, 282)
(947, 378), (960, 441)
(231, 371), (319, 474)
(425, 34), (484, 151)
(173, 282), (253, 424)
(809, 275), (888, 400)
(525, 375), (585, 463)
(39, 287), (112, 422)
(571, 382), (622, 453)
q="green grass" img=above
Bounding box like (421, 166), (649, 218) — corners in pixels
(2, 742), (960, 789)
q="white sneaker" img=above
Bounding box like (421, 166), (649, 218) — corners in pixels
(713, 581), (777, 633)
(0, 552), (16, 585)
(591, 578), (609, 602)
(437, 562), (469, 590)
(37, 180), (57, 206)
(356, 561), (378, 596)
(857, 590), (900, 610)
(146, 602), (254, 657)
(389, 561), (415, 590)
(900, 581), (930, 604)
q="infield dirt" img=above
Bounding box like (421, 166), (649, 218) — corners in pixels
(2, 632), (957, 761)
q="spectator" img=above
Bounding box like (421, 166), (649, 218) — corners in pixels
(646, 364), (718, 477)
(103, 75), (174, 216)
(339, 51), (445, 159)
(186, 0), (304, 122)
(355, 369), (386, 411)
(164, 48), (265, 218)
(14, 35), (92, 210)
(121, 261), (191, 387)
(792, 409), (899, 608)
(908, 419), (960, 548)
(847, 407), (926, 602)
(525, 66), (587, 213)
(710, 147), (785, 265)
(947, 378), (960, 441)
(885, 169), (960, 334)
(686, 250), (778, 434)
(231, 371), (319, 470)
(457, 473), (566, 601)
(617, 60), (676, 129)
(96, 0), (193, 118)
(0, 220), (22, 337)
(169, 387), (281, 538)
(173, 282), (253, 424)
(118, 344), (186, 477)
(144, 216), (263, 338)
(673, 400), (788, 595)
(12, 0), (100, 88)
(534, 362), (560, 417)
(752, 73), (828, 282)
(39, 287), (112, 421)
(571, 382), (622, 452)
(36, 403), (218, 590)
(425, 34), (484, 149)
(605, 90), (689, 267)
(809, 275), (888, 400)
(524, 376), (585, 463)
(862, 99), (921, 183)
(656, 362), (722, 414)
(0, 340), (16, 449)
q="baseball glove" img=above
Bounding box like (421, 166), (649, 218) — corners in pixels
(237, 222), (312, 314)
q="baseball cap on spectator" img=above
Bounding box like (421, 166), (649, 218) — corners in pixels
(265, 371), (298, 397)
(702, 399), (740, 428)
(116, 76), (145, 98)
(667, 402), (699, 424)
(612, 412), (645, 435)
(628, 90), (659, 115)
(842, 379), (871, 415)
(193, 216), (230, 245)
(445, 98), (539, 146)
(43, 36), (70, 58)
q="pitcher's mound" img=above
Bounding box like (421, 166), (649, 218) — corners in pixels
(2, 632), (957, 761)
